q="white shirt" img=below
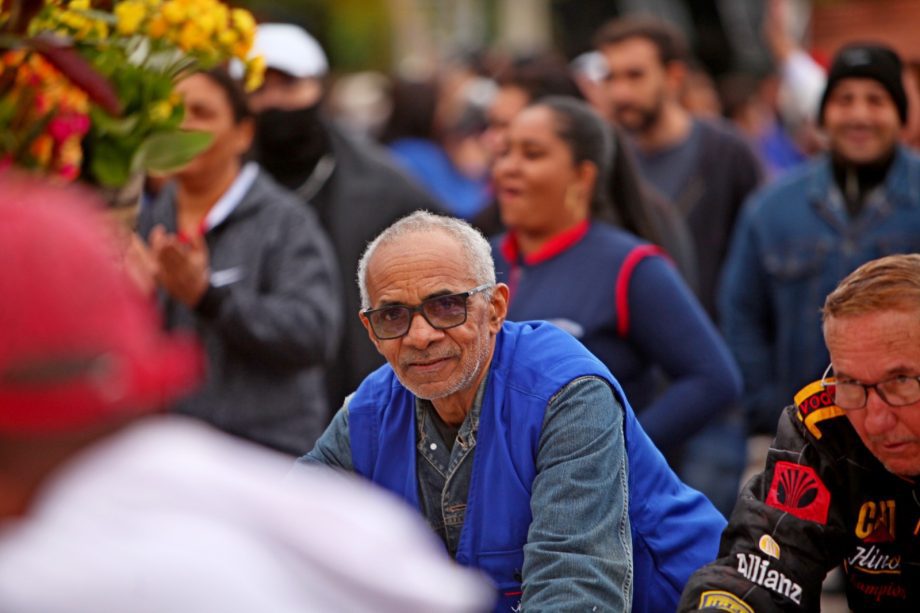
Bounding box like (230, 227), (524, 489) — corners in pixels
(0, 417), (493, 612)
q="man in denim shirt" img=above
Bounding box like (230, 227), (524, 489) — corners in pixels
(720, 43), (920, 436)
(302, 212), (725, 612)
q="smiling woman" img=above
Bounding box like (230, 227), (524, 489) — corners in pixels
(133, 68), (344, 455)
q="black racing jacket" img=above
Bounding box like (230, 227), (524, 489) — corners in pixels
(679, 379), (920, 612)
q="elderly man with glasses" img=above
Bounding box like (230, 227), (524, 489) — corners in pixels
(301, 211), (725, 612)
(680, 253), (920, 612)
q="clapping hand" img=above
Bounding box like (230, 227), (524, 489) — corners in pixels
(149, 225), (210, 308)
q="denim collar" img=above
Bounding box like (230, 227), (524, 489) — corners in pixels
(808, 146), (920, 214)
(414, 368), (490, 449)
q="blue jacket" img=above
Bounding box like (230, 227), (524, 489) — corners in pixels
(349, 320), (725, 612)
(719, 146), (920, 434)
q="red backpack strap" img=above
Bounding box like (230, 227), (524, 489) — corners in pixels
(615, 244), (667, 337)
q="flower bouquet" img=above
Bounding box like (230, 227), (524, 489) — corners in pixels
(0, 0), (263, 199)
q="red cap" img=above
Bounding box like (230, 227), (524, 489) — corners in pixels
(0, 175), (203, 433)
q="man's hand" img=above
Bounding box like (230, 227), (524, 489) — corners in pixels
(149, 225), (210, 308)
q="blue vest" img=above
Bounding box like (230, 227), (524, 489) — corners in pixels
(350, 321), (725, 612)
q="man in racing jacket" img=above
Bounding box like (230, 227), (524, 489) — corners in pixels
(679, 254), (920, 612)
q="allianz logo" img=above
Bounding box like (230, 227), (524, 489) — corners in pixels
(736, 553), (802, 605)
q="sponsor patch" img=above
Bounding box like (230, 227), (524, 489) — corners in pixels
(698, 590), (754, 613)
(736, 553), (802, 605)
(758, 534), (781, 559)
(847, 544), (902, 575)
(855, 499), (896, 542)
(766, 461), (831, 524)
(848, 577), (908, 603)
(794, 379), (845, 439)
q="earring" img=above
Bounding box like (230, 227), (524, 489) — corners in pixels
(564, 185), (581, 213)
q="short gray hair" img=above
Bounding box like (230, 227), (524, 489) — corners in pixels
(357, 211), (496, 309)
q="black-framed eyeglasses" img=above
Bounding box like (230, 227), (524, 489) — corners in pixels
(363, 284), (492, 340)
(821, 363), (920, 410)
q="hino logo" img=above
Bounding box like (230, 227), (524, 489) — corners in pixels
(736, 553), (802, 605)
(848, 545), (902, 574)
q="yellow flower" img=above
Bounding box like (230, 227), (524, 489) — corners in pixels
(217, 28), (237, 49)
(197, 12), (215, 37)
(230, 7), (254, 39)
(232, 41), (250, 59)
(148, 15), (168, 38)
(161, 0), (185, 24)
(244, 55), (265, 92)
(148, 100), (173, 122)
(61, 11), (90, 33)
(213, 3), (228, 31)
(69, 0), (90, 10)
(114, 1), (146, 36)
(178, 21), (206, 51)
(94, 19), (109, 39)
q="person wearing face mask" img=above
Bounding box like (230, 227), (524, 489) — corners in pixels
(240, 23), (445, 413)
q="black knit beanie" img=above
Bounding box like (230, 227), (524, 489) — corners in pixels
(819, 43), (907, 125)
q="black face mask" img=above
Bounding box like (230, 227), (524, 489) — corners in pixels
(253, 105), (330, 190)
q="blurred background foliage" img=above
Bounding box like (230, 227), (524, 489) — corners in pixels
(233, 0), (918, 81)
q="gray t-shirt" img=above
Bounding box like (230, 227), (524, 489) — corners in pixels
(631, 119), (702, 204)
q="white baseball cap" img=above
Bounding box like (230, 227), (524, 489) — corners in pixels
(232, 23), (328, 80)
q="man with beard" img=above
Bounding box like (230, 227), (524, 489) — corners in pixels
(595, 16), (761, 318)
(301, 211), (727, 613)
(595, 16), (761, 517)
(719, 43), (920, 438)
(243, 23), (443, 411)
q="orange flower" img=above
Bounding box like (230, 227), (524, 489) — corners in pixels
(30, 135), (54, 166)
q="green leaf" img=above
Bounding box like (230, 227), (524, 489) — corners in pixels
(89, 106), (139, 136)
(89, 138), (133, 187)
(131, 130), (213, 174)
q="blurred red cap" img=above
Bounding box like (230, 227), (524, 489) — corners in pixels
(0, 175), (202, 434)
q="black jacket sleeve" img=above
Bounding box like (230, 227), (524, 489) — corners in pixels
(678, 405), (850, 612)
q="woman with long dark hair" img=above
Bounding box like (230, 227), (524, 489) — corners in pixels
(491, 96), (739, 461)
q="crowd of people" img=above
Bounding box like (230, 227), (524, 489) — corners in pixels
(5, 4), (920, 612)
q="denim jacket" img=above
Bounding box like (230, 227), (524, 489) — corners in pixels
(719, 146), (920, 434)
(305, 321), (725, 612)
